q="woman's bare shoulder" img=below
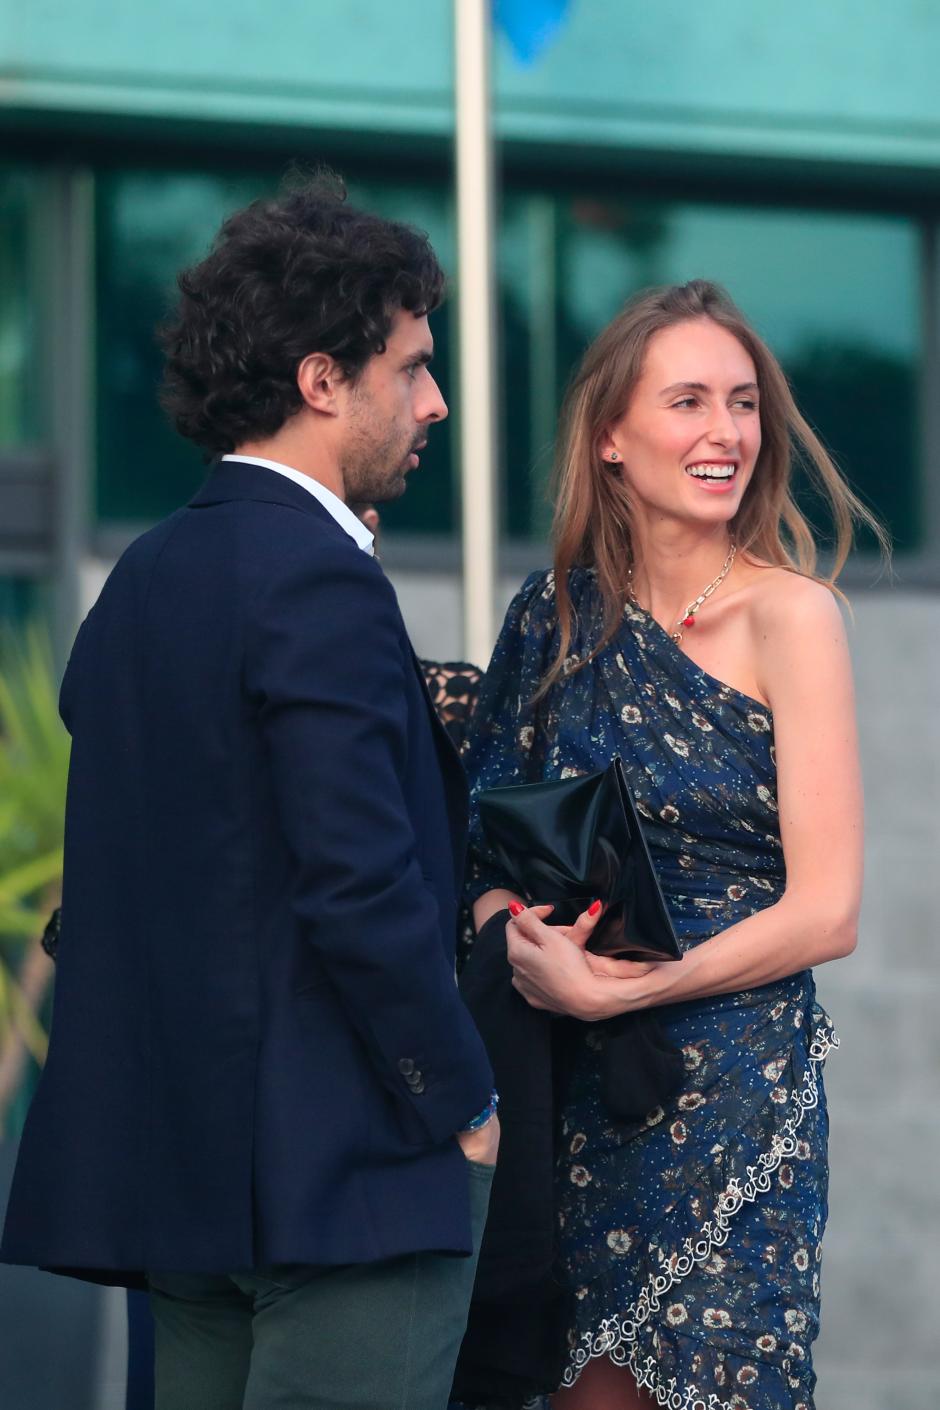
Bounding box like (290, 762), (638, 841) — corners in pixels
(740, 565), (849, 707)
(742, 562), (844, 634)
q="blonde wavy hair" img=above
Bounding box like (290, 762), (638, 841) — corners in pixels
(543, 279), (887, 694)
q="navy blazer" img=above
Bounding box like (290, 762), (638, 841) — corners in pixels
(1, 459), (493, 1285)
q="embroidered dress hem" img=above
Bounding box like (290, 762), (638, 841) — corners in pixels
(560, 1017), (837, 1410)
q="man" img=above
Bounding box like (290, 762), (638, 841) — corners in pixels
(1, 176), (498, 1410)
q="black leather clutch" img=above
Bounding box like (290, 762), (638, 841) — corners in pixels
(478, 758), (681, 962)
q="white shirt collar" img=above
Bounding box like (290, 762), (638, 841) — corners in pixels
(220, 454), (375, 556)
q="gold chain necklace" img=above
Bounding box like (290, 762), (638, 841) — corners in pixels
(627, 542), (737, 644)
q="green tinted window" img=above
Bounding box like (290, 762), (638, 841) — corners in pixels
(95, 172), (922, 552)
(0, 577), (43, 626)
(95, 171), (275, 522)
(0, 168), (43, 446)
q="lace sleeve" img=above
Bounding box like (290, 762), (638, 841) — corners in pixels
(41, 907), (61, 962)
(420, 660), (483, 753)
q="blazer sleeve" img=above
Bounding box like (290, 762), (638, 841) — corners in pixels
(58, 613), (94, 735)
(462, 569), (559, 905)
(246, 536), (493, 1148)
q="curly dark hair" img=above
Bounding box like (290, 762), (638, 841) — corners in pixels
(159, 172), (446, 454)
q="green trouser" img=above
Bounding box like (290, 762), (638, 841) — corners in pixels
(147, 1161), (493, 1410)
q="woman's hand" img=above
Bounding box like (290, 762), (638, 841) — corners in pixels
(552, 903), (657, 980)
(506, 902), (660, 1020)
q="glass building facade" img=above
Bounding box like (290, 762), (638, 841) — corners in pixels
(2, 0), (939, 641)
(9, 162), (925, 544)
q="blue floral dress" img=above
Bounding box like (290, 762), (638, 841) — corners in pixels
(463, 568), (837, 1410)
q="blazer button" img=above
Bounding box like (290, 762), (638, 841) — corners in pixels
(411, 1079), (426, 1094)
(398, 1058), (416, 1076)
(406, 1069), (423, 1087)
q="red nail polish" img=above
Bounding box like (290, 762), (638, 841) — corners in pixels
(508, 901), (525, 917)
(588, 899), (602, 917)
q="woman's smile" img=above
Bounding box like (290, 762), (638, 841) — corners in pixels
(684, 459), (740, 492)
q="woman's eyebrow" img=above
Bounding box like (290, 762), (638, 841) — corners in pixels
(659, 380), (759, 396)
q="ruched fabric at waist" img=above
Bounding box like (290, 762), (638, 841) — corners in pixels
(652, 860), (785, 953)
(654, 968), (815, 1034)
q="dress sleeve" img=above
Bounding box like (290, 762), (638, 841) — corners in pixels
(462, 570), (558, 905)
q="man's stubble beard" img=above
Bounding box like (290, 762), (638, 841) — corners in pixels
(344, 460), (408, 505)
(341, 413), (413, 506)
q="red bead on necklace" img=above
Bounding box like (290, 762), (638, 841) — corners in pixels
(626, 542), (737, 645)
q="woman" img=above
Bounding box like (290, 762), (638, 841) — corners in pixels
(464, 280), (882, 1410)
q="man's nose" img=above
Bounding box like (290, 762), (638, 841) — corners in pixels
(420, 375), (448, 424)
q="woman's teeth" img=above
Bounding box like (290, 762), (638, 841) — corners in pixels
(685, 463), (737, 480)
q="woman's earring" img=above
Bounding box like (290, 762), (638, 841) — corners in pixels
(609, 451), (619, 462)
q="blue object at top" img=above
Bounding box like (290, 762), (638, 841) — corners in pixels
(494, 0), (570, 65)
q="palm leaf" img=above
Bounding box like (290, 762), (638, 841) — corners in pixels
(0, 849), (64, 905)
(0, 620), (69, 1080)
(0, 960), (49, 1065)
(0, 628), (67, 860)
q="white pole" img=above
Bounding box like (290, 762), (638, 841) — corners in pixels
(454, 0), (498, 666)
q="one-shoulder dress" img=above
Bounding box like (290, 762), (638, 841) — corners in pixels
(464, 568), (836, 1410)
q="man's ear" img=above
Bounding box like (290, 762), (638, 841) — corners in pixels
(297, 352), (342, 414)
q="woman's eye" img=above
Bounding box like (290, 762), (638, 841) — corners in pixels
(672, 397), (698, 409)
(733, 399), (758, 411)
